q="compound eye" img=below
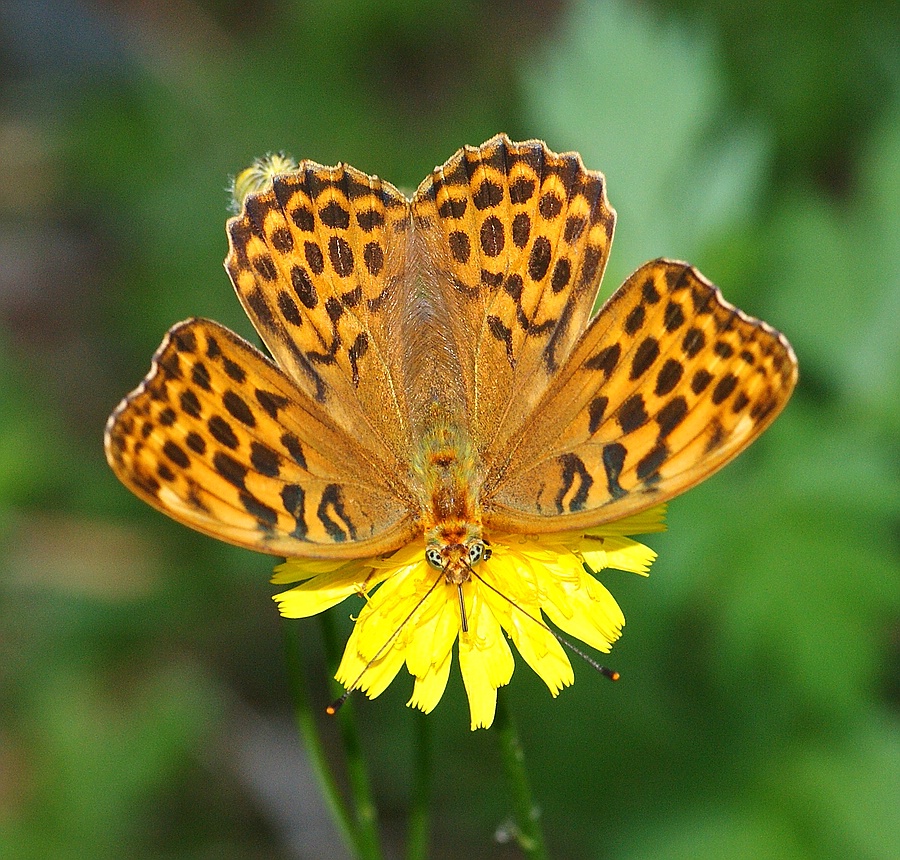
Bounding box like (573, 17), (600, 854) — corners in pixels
(467, 541), (485, 565)
(425, 548), (443, 569)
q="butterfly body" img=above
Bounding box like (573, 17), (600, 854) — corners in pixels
(409, 418), (482, 583)
(106, 135), (796, 572)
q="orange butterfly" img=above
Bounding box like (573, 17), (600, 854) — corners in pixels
(106, 136), (796, 726)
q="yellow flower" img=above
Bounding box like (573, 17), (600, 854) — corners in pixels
(230, 153), (298, 211)
(274, 505), (665, 730)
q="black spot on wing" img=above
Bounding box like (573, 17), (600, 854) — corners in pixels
(691, 369), (713, 394)
(162, 440), (190, 469)
(488, 316), (515, 366)
(588, 396), (608, 434)
(550, 258), (571, 293)
(363, 241), (384, 275)
(223, 390), (256, 427)
(280, 432), (307, 468)
(271, 226), (294, 253)
(246, 288), (277, 332)
(208, 415), (239, 449)
(682, 327), (705, 357)
(291, 266), (318, 308)
(630, 337), (660, 379)
(512, 212), (530, 248)
(480, 215), (504, 257)
(539, 191), (563, 220)
(712, 373), (738, 404)
(240, 491), (279, 529)
(449, 231), (470, 264)
(250, 441), (282, 477)
(555, 453), (593, 513)
(281, 484), (309, 539)
(564, 215), (586, 243)
(714, 340), (734, 358)
(348, 332), (369, 387)
(663, 301), (686, 332)
(255, 389), (290, 419)
(213, 451), (248, 489)
(585, 343), (620, 378)
(328, 236), (354, 277)
(357, 207), (385, 231)
(191, 362), (211, 391)
(618, 394), (649, 433)
(290, 205), (315, 232)
(509, 177), (535, 204)
(473, 179), (503, 210)
(657, 396), (688, 437)
(317, 484), (357, 541)
(319, 200), (351, 229)
(636, 443), (667, 483)
(438, 197), (467, 219)
(172, 329), (197, 353)
(185, 432), (206, 454)
(602, 443), (627, 500)
(528, 237), (552, 281)
(625, 304), (645, 335)
(655, 358), (683, 397)
(222, 357), (246, 383)
(642, 277), (661, 304)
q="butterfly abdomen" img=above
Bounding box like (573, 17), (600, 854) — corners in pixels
(412, 420), (481, 537)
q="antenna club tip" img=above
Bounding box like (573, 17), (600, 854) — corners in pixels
(327, 690), (353, 715)
(609, 671), (620, 682)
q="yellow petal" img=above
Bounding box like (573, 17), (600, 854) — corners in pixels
(355, 647), (407, 700)
(471, 589), (515, 688)
(272, 557), (364, 585)
(352, 565), (433, 661)
(274, 569), (364, 618)
(542, 571), (625, 653)
(366, 540), (424, 569)
(335, 620), (366, 683)
(334, 620), (406, 700)
(458, 638), (499, 730)
(500, 603), (574, 696)
(603, 537), (657, 575)
(405, 589), (456, 678)
(459, 590), (514, 730)
(581, 503), (667, 537)
(407, 646), (453, 714)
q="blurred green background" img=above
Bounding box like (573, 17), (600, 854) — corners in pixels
(1, 0), (898, 857)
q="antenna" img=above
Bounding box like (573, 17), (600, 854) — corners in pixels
(457, 583), (468, 633)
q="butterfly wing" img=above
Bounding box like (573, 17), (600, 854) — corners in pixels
(410, 134), (616, 460)
(225, 158), (414, 463)
(105, 319), (419, 557)
(481, 260), (798, 532)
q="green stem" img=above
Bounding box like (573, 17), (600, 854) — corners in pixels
(282, 619), (360, 857)
(320, 611), (384, 860)
(494, 690), (549, 859)
(405, 710), (432, 860)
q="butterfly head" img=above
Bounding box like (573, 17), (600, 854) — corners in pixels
(424, 522), (491, 585)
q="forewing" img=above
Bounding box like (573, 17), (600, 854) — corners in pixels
(483, 260), (798, 531)
(105, 319), (418, 558)
(225, 160), (413, 462)
(411, 134), (615, 460)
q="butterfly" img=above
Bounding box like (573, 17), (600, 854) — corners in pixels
(105, 133), (797, 591)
